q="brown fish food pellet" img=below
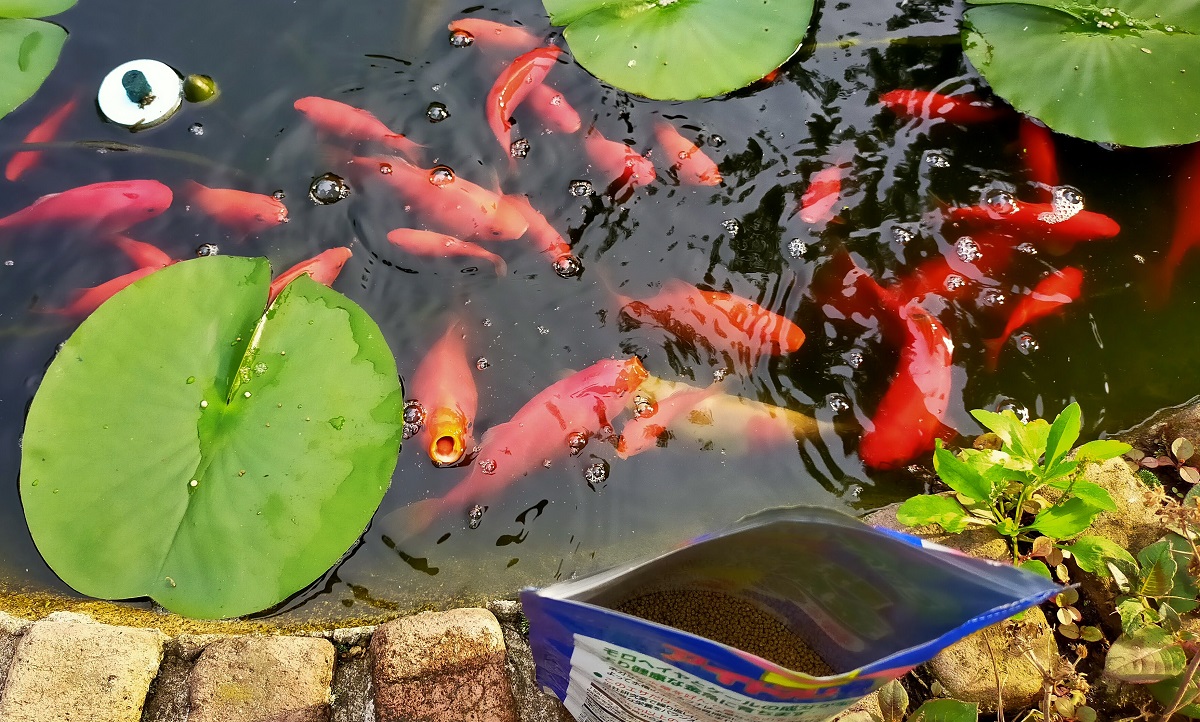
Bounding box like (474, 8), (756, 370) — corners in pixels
(614, 589), (833, 677)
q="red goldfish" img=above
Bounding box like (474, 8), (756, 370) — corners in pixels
(51, 267), (160, 317)
(617, 382), (721, 458)
(0, 180), (172, 235)
(1155, 144), (1200, 304)
(583, 129), (656, 196)
(946, 198), (1119, 250)
(183, 181), (288, 235)
(349, 155), (528, 241)
(858, 300), (955, 469)
(386, 228), (507, 275)
(294, 96), (423, 162)
(528, 83), (581, 134)
(894, 233), (1017, 302)
(5, 96), (77, 182)
(983, 267), (1083, 370)
(269, 247), (353, 303)
(1018, 116), (1058, 199)
(879, 90), (1006, 125)
(654, 122), (721, 186)
(110, 235), (173, 270)
(617, 279), (805, 364)
(798, 164), (844, 224)
(410, 319), (477, 467)
(447, 18), (540, 53)
(504, 194), (578, 271)
(486, 46), (561, 152)
(396, 357), (648, 534)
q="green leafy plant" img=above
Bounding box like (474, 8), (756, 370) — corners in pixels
(0, 0), (73, 120)
(541, 0), (813, 101)
(841, 679), (979, 722)
(897, 403), (1129, 563)
(20, 256), (405, 619)
(962, 0), (1200, 147)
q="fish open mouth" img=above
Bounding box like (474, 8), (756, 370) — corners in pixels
(430, 434), (465, 467)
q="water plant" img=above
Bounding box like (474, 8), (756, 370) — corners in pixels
(0, 0), (72, 120)
(20, 256), (405, 619)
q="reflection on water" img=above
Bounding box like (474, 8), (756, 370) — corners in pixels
(0, 0), (1195, 621)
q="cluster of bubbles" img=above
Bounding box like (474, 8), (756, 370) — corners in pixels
(568, 180), (593, 197)
(891, 226), (916, 245)
(196, 243), (219, 257)
(402, 400), (425, 440)
(552, 254), (583, 279)
(633, 394), (657, 418)
(923, 151), (950, 168)
(567, 431), (588, 456)
(980, 288), (1006, 307)
(721, 219), (740, 237)
(509, 138), (531, 159)
(475, 357), (490, 371)
(943, 274), (965, 292)
(955, 236), (981, 263)
(847, 350), (864, 369)
(1037, 186), (1085, 224)
(826, 393), (851, 412)
(478, 457), (498, 475)
(787, 238), (808, 259)
(188, 122), (204, 136)
(584, 460), (610, 488)
(1015, 332), (1039, 355)
(467, 503), (485, 529)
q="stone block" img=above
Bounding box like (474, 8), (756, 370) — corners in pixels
(187, 635), (335, 722)
(487, 601), (572, 722)
(0, 610), (30, 690)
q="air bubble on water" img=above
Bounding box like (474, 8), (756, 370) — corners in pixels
(272, 189), (286, 200)
(379, 163), (393, 175)
(721, 219), (740, 237)
(955, 236), (982, 263)
(482, 318), (492, 327)
(568, 180), (593, 197)
(982, 188), (1019, 215)
(196, 243), (219, 257)
(944, 274), (966, 291)
(1134, 254), (1146, 264)
(567, 431), (588, 456)
(713, 367), (730, 382)
(997, 399), (1030, 423)
(1038, 184), (1085, 224)
(542, 459), (552, 469)
(253, 362), (268, 375)
(426, 102), (450, 123)
(402, 400), (425, 440)
(309, 173), (349, 205)
(429, 166), (455, 186)
(634, 395), (657, 418)
(981, 288), (1006, 307)
(923, 151), (950, 168)
(709, 134), (725, 147)
(826, 393), (851, 412)
(510, 138), (531, 159)
(537, 325), (549, 335)
(468, 504), (485, 529)
(787, 238), (808, 259)
(478, 458), (497, 475)
(476, 357), (490, 370)
(449, 29), (474, 47)
(3, 260), (12, 267)
(553, 254), (583, 279)
(584, 460), (610, 488)
(1015, 332), (1039, 355)
(891, 226), (915, 245)
(847, 350), (864, 369)
(188, 123), (204, 136)
(1016, 242), (1038, 255)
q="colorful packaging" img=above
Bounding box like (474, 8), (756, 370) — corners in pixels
(521, 506), (1059, 721)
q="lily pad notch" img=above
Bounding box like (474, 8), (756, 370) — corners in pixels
(20, 256), (405, 619)
(541, 0), (816, 100)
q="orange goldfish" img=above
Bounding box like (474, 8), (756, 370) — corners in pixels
(1155, 144), (1200, 304)
(583, 129), (656, 196)
(527, 83), (581, 134)
(945, 197), (1119, 251)
(110, 234), (173, 270)
(269, 247), (353, 303)
(294, 96), (423, 162)
(386, 228), (507, 275)
(983, 267), (1083, 370)
(486, 46), (561, 153)
(797, 164), (844, 224)
(654, 121), (721, 186)
(5, 96), (77, 182)
(447, 18), (540, 53)
(504, 193), (580, 274)
(183, 181), (288, 235)
(879, 90), (1006, 125)
(50, 267), (160, 317)
(410, 319), (477, 467)
(1018, 116), (1058, 200)
(0, 180), (172, 236)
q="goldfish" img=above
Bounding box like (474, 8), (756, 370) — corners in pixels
(50, 267), (161, 318)
(616, 279), (805, 365)
(5, 96), (77, 182)
(294, 96), (423, 162)
(1018, 116), (1058, 199)
(110, 235), (173, 270)
(410, 319), (477, 467)
(654, 122), (721, 186)
(528, 83), (581, 134)
(0, 180), (172, 235)
(983, 267), (1083, 370)
(269, 247), (353, 303)
(486, 46), (561, 153)
(879, 89), (1007, 125)
(386, 228), (507, 275)
(349, 155), (528, 241)
(183, 181), (288, 235)
(617, 381), (721, 458)
(893, 232), (1017, 303)
(858, 300), (956, 469)
(583, 129), (656, 196)
(626, 376), (824, 455)
(395, 357), (647, 535)
(797, 164), (844, 224)
(504, 194), (579, 272)
(447, 18), (540, 53)
(1155, 144), (1200, 304)
(945, 197), (1119, 250)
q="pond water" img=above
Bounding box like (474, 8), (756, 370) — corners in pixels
(0, 0), (1195, 622)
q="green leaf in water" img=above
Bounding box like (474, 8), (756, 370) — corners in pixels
(0, 18), (66, 119)
(541, 0), (815, 101)
(0, 0), (74, 18)
(20, 256), (405, 619)
(963, 0), (1200, 147)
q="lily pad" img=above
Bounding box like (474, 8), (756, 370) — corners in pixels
(963, 0), (1200, 147)
(20, 256), (404, 619)
(542, 0), (814, 101)
(0, 18), (66, 119)
(0, 0), (75, 18)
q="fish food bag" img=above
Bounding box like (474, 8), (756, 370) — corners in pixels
(520, 505), (1059, 722)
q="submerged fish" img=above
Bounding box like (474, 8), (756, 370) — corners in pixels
(945, 197), (1119, 250)
(268, 247), (353, 303)
(5, 96), (77, 182)
(879, 89), (1006, 125)
(1156, 144), (1200, 304)
(294, 96), (423, 162)
(387, 228), (508, 275)
(183, 181), (288, 235)
(486, 46), (562, 153)
(410, 319), (477, 467)
(527, 83), (581, 134)
(1018, 116), (1059, 200)
(654, 121), (721, 186)
(983, 267), (1083, 370)
(50, 267), (160, 318)
(583, 129), (656, 195)
(503, 193), (577, 270)
(0, 180), (172, 236)
(797, 164), (844, 225)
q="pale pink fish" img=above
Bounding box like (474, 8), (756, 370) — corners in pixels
(528, 83), (581, 133)
(294, 96), (423, 163)
(583, 129), (656, 195)
(183, 181), (288, 235)
(6, 96), (77, 182)
(0, 180), (172, 235)
(447, 18), (541, 53)
(268, 247), (353, 303)
(386, 228), (507, 275)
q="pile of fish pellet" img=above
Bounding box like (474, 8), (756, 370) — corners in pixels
(614, 589), (834, 676)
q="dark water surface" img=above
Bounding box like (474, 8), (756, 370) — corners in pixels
(0, 0), (1195, 621)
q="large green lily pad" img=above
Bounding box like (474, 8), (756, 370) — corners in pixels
(0, 0), (75, 18)
(543, 0), (814, 101)
(0, 17), (66, 119)
(21, 256), (404, 619)
(963, 0), (1200, 147)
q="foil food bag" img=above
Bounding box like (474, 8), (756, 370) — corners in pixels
(520, 506), (1059, 722)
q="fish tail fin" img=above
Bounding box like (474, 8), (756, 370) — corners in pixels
(392, 497), (446, 538)
(383, 134), (424, 164)
(982, 335), (1004, 372)
(492, 254), (508, 276)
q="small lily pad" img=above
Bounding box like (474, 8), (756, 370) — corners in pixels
(542, 0), (814, 101)
(963, 0), (1200, 147)
(21, 256), (404, 619)
(0, 0), (74, 18)
(0, 18), (66, 119)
